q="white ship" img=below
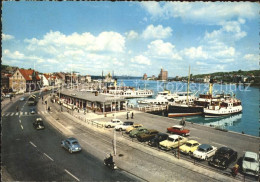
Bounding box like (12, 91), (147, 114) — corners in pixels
(107, 89), (154, 98)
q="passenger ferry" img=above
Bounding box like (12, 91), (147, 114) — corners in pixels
(107, 89), (154, 98)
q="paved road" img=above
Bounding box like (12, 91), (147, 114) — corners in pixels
(2, 92), (137, 181)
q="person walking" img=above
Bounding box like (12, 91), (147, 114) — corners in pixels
(126, 112), (129, 119)
(131, 112), (134, 119)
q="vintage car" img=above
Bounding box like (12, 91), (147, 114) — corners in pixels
(208, 147), (237, 169)
(179, 140), (200, 155)
(125, 124), (143, 134)
(33, 118), (45, 130)
(193, 144), (217, 160)
(159, 134), (188, 151)
(61, 137), (82, 153)
(129, 127), (147, 138)
(167, 125), (190, 136)
(137, 129), (159, 142)
(30, 107), (36, 114)
(104, 119), (123, 128)
(148, 133), (169, 147)
(242, 151), (259, 177)
(114, 121), (134, 131)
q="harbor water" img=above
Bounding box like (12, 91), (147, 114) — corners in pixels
(118, 79), (259, 137)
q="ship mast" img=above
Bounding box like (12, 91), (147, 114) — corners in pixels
(186, 66), (190, 105)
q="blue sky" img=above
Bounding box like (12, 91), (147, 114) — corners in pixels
(2, 2), (259, 77)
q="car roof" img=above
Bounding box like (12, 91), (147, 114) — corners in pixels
(123, 121), (134, 123)
(168, 134), (181, 139)
(186, 140), (199, 144)
(172, 125), (183, 128)
(67, 137), (78, 142)
(244, 151), (258, 159)
(157, 133), (168, 137)
(198, 144), (212, 150)
(217, 146), (233, 153)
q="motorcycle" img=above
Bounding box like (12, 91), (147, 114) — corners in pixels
(104, 155), (118, 170)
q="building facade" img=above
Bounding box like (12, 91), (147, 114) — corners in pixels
(158, 68), (168, 81)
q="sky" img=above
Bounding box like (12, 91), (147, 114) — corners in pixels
(2, 2), (259, 77)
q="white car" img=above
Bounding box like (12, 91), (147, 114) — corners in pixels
(242, 151), (259, 177)
(193, 144), (217, 160)
(114, 121), (134, 131)
(104, 119), (123, 128)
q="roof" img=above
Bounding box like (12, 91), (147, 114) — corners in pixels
(198, 144), (212, 150)
(244, 151), (258, 159)
(186, 140), (199, 144)
(60, 89), (126, 103)
(172, 125), (183, 129)
(168, 134), (181, 139)
(19, 69), (40, 81)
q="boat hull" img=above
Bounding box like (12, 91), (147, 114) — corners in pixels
(168, 112), (203, 117)
(168, 105), (204, 114)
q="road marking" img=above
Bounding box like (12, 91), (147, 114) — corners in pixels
(25, 112), (27, 115)
(64, 169), (80, 181)
(5, 113), (10, 116)
(211, 142), (226, 147)
(19, 112), (22, 115)
(19, 119), (21, 123)
(20, 125), (23, 130)
(15, 112), (19, 115)
(29, 141), (37, 148)
(43, 153), (54, 161)
(10, 113), (14, 116)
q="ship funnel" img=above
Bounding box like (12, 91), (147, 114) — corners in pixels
(209, 78), (213, 95)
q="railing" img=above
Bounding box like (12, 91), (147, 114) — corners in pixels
(139, 105), (167, 112)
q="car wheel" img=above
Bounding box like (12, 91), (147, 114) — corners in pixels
(108, 125), (111, 128)
(189, 151), (192, 156)
(205, 156), (208, 161)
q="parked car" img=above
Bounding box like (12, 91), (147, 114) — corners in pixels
(5, 94), (11, 98)
(104, 119), (123, 128)
(159, 135), (188, 151)
(167, 125), (190, 136)
(129, 127), (148, 138)
(61, 137), (82, 153)
(125, 124), (143, 134)
(148, 133), (169, 147)
(20, 97), (25, 101)
(33, 118), (45, 130)
(208, 147), (237, 169)
(193, 144), (217, 160)
(242, 151), (259, 177)
(137, 129), (159, 142)
(30, 108), (36, 114)
(179, 140), (200, 155)
(115, 121), (134, 131)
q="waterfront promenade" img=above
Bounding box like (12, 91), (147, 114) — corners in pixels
(47, 94), (259, 181)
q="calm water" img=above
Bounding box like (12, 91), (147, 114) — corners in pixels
(118, 79), (259, 137)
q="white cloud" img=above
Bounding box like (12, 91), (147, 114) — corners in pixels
(125, 30), (138, 40)
(142, 24), (172, 39)
(244, 54), (258, 61)
(147, 40), (182, 60)
(131, 55), (151, 65)
(196, 61), (208, 65)
(3, 49), (25, 59)
(141, 2), (259, 24)
(25, 30), (125, 53)
(2, 34), (14, 41)
(183, 46), (208, 59)
(204, 19), (247, 43)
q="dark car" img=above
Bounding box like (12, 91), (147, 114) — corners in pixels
(30, 108), (36, 114)
(61, 137), (82, 153)
(137, 129), (159, 142)
(33, 118), (45, 130)
(148, 133), (169, 147)
(208, 147), (238, 169)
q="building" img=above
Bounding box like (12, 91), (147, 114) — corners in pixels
(39, 74), (50, 87)
(59, 89), (127, 113)
(1, 73), (12, 93)
(204, 76), (210, 83)
(9, 68), (41, 92)
(158, 68), (168, 81)
(143, 73), (147, 80)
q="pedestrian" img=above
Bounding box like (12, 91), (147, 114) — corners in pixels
(126, 112), (129, 119)
(78, 108), (79, 113)
(131, 112), (134, 119)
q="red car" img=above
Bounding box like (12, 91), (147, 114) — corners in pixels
(167, 125), (190, 136)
